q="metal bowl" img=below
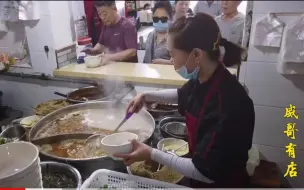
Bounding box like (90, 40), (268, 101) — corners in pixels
(159, 117), (187, 141)
(40, 161), (82, 188)
(165, 122), (187, 137)
(0, 124), (26, 141)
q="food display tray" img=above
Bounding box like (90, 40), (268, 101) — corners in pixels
(81, 169), (190, 189)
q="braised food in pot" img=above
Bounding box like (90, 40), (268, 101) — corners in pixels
(37, 139), (105, 159)
(36, 112), (113, 139)
(146, 102), (178, 111)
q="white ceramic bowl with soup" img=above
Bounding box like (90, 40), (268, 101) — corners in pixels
(84, 56), (101, 68)
(157, 138), (189, 157)
(100, 132), (138, 160)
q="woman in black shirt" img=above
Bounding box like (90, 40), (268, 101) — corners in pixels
(116, 13), (255, 188)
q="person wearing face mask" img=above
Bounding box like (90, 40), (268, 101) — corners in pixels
(143, 1), (173, 64)
(215, 1), (244, 45)
(115, 13), (255, 188)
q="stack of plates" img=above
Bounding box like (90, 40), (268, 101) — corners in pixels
(0, 142), (42, 188)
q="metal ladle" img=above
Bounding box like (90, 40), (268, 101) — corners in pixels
(83, 134), (105, 157)
(157, 144), (165, 171)
(165, 142), (188, 155)
(84, 85), (135, 154)
(83, 112), (134, 156)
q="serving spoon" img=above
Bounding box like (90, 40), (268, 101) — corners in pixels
(165, 142), (188, 155)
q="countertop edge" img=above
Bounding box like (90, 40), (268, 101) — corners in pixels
(53, 70), (187, 86)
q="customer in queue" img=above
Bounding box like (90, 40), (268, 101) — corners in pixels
(82, 0), (138, 65)
(193, 0), (221, 17)
(173, 0), (191, 21)
(143, 1), (172, 64)
(143, 3), (151, 10)
(215, 1), (244, 45)
(116, 13), (255, 188)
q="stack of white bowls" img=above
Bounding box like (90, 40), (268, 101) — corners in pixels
(0, 142), (42, 188)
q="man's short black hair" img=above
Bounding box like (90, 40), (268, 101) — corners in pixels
(143, 3), (151, 9)
(152, 1), (173, 18)
(94, 0), (116, 8)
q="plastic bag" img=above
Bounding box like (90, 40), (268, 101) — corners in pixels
(280, 14), (304, 63)
(252, 13), (285, 47)
(246, 144), (260, 176)
(277, 14), (304, 74)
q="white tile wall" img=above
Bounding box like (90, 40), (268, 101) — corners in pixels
(245, 62), (304, 109)
(246, 1), (304, 187)
(0, 21), (26, 52)
(253, 105), (304, 150)
(25, 15), (54, 53)
(48, 1), (74, 50)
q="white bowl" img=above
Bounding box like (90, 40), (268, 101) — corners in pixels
(0, 142), (39, 182)
(1, 164), (42, 188)
(100, 132), (138, 160)
(157, 138), (189, 157)
(20, 115), (41, 128)
(84, 56), (101, 68)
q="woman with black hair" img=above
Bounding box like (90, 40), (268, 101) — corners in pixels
(116, 13), (255, 188)
(143, 1), (173, 64)
(173, 0), (193, 21)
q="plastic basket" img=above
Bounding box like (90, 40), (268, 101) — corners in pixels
(81, 169), (190, 189)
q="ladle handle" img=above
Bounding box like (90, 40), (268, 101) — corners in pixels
(125, 112), (133, 120)
(54, 91), (68, 98)
(174, 142), (188, 152)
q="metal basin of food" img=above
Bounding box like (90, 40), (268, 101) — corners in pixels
(30, 101), (155, 179)
(145, 102), (179, 120)
(54, 86), (114, 104)
(40, 161), (82, 188)
(0, 124), (27, 141)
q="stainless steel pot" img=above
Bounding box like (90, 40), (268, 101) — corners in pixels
(30, 101), (155, 179)
(54, 86), (113, 104)
(0, 124), (27, 141)
(40, 161), (82, 188)
(159, 116), (187, 141)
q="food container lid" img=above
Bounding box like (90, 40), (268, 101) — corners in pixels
(78, 37), (92, 45)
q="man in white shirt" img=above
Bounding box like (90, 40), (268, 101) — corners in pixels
(193, 0), (221, 17)
(214, 1), (244, 45)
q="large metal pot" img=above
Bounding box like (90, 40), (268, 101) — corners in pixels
(54, 86), (114, 104)
(30, 101), (155, 179)
(40, 161), (82, 188)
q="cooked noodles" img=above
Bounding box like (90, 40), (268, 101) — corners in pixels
(130, 161), (183, 183)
